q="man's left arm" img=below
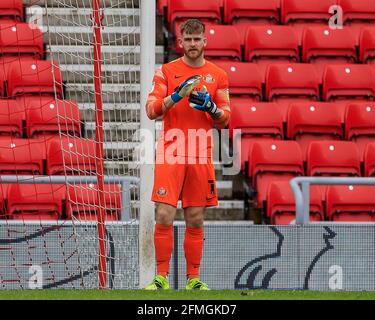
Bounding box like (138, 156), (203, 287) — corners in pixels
(212, 73), (231, 129)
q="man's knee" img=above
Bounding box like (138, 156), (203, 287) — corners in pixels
(156, 203), (176, 225)
(185, 207), (205, 228)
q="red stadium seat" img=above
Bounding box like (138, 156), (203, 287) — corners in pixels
(286, 102), (343, 159)
(0, 23), (44, 58)
(267, 181), (323, 224)
(223, 0), (280, 42)
(167, 0), (221, 34)
(46, 137), (97, 175)
(364, 142), (375, 176)
(0, 184), (9, 218)
(302, 26), (357, 79)
(248, 140), (304, 207)
(157, 0), (167, 15)
(25, 98), (81, 138)
(0, 0), (23, 22)
(359, 27), (375, 65)
(230, 100), (283, 171)
(0, 99), (24, 137)
(66, 184), (122, 221)
(6, 59), (63, 98)
(281, 0), (337, 43)
(345, 102), (375, 161)
(307, 141), (361, 177)
(214, 61), (263, 100)
(244, 26), (299, 78)
(326, 185), (375, 222)
(7, 184), (66, 220)
(0, 137), (44, 175)
(339, 0), (375, 32)
(203, 24), (242, 62)
(322, 64), (375, 102)
(265, 63), (320, 119)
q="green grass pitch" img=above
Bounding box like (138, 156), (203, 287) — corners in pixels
(0, 289), (374, 300)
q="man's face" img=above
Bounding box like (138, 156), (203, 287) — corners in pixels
(179, 32), (206, 60)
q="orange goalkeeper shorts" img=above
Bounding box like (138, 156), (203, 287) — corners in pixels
(151, 155), (218, 208)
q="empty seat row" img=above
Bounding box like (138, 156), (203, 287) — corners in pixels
(0, 0), (23, 22)
(0, 183), (122, 221)
(267, 181), (375, 224)
(0, 58), (63, 98)
(199, 25), (375, 69)
(163, 0), (375, 37)
(215, 63), (375, 107)
(0, 136), (97, 176)
(243, 140), (375, 207)
(230, 101), (375, 161)
(0, 98), (81, 138)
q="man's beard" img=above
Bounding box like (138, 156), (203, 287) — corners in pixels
(184, 47), (203, 60)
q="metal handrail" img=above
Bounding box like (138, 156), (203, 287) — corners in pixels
(0, 175), (140, 221)
(290, 177), (375, 225)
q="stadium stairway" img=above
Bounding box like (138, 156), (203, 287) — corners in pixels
(25, 0), (244, 220)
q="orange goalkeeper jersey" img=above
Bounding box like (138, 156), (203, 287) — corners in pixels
(146, 58), (230, 159)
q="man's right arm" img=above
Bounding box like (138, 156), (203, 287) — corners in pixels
(145, 67), (174, 120)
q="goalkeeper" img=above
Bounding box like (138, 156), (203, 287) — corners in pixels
(145, 19), (230, 290)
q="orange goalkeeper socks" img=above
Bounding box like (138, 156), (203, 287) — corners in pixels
(154, 223), (173, 277)
(184, 226), (204, 279)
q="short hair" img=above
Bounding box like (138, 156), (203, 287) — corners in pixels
(180, 19), (205, 35)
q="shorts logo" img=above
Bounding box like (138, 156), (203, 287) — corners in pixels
(157, 187), (167, 196)
(204, 74), (215, 83)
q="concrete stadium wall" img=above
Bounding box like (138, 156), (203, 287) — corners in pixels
(0, 222), (374, 291)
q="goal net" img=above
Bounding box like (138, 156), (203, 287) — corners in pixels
(0, 0), (145, 289)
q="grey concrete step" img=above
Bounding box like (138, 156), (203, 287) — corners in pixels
(65, 83), (140, 103)
(47, 45), (164, 65)
(77, 103), (139, 122)
(26, 7), (139, 27)
(24, 0), (139, 8)
(42, 26), (140, 46)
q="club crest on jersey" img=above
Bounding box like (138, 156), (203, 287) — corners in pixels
(203, 74), (215, 83)
(157, 187), (167, 196)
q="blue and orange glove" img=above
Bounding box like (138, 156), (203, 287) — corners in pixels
(171, 75), (201, 103)
(188, 85), (219, 117)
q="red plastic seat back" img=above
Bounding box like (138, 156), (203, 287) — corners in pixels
(244, 26), (299, 63)
(66, 184), (122, 221)
(0, 23), (44, 58)
(167, 0), (221, 33)
(266, 63), (320, 101)
(229, 101), (283, 139)
(0, 137), (45, 175)
(7, 59), (63, 98)
(267, 181), (323, 224)
(359, 27), (375, 64)
(46, 137), (97, 175)
(322, 64), (375, 101)
(306, 141), (361, 176)
(26, 98), (81, 138)
(302, 26), (357, 63)
(339, 0), (375, 25)
(0, 0), (23, 21)
(204, 24), (242, 62)
(281, 0), (337, 25)
(7, 184), (66, 220)
(326, 185), (375, 222)
(224, 0), (280, 24)
(364, 142), (375, 177)
(0, 99), (24, 137)
(214, 61), (263, 99)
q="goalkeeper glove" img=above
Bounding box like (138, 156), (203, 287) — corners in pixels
(188, 85), (220, 117)
(171, 75), (201, 103)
